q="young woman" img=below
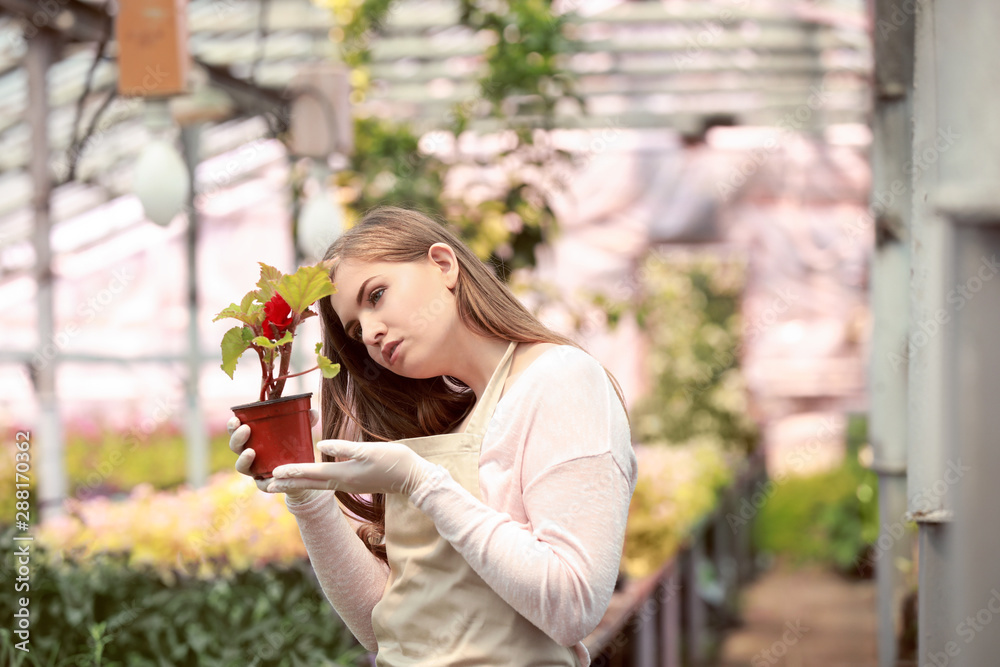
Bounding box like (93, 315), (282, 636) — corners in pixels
(228, 206), (638, 666)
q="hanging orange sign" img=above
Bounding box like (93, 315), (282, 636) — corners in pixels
(116, 0), (190, 97)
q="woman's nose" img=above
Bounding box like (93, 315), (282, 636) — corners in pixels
(359, 314), (385, 347)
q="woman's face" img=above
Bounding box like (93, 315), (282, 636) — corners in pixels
(328, 244), (460, 377)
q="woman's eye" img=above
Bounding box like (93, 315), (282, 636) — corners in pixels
(351, 287), (385, 342)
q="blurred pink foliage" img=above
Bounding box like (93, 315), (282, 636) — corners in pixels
(36, 471), (308, 583)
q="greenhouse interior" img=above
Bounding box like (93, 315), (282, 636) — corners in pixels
(1, 0), (998, 665)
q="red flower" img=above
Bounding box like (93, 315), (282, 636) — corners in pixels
(262, 294), (294, 339)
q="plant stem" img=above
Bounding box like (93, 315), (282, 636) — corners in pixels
(264, 351), (275, 400)
(255, 347), (268, 402)
(271, 323), (296, 399)
(274, 365), (319, 382)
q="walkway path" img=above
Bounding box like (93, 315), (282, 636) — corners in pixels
(713, 563), (878, 667)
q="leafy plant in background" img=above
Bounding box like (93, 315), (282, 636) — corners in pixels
(1, 467), (368, 664)
(623, 440), (736, 578)
(454, 0), (583, 125)
(623, 249), (760, 455)
(312, 0), (583, 281)
(580, 248), (760, 575)
(0, 427), (235, 521)
(34, 471), (308, 581)
(753, 414), (880, 576)
(0, 524), (365, 667)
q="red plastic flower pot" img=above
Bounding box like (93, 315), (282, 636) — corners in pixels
(231, 392), (315, 480)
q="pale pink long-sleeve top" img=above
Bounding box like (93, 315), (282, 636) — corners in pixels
(286, 345), (638, 666)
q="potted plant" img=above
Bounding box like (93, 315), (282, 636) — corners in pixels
(213, 261), (340, 479)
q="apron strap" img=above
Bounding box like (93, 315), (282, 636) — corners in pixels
(464, 340), (518, 438)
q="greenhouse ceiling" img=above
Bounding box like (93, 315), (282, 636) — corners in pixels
(0, 0), (869, 283)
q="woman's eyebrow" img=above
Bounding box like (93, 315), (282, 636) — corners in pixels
(343, 274), (383, 330)
(356, 275), (383, 306)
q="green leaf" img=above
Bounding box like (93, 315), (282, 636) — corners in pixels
(212, 300), (263, 327)
(212, 303), (241, 323)
(239, 290), (258, 313)
(220, 327), (254, 379)
(316, 353), (340, 379)
(276, 264), (336, 315)
(256, 262), (283, 302)
(252, 331), (293, 349)
(184, 623), (211, 653)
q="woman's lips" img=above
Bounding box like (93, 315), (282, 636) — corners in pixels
(388, 340), (402, 364)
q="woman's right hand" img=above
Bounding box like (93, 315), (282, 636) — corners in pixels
(228, 409), (322, 505)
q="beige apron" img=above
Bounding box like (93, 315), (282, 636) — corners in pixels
(370, 340), (580, 666)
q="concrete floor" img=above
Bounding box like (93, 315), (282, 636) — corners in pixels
(713, 563), (878, 667)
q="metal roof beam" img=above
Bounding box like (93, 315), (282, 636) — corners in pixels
(0, 0), (289, 125)
(195, 60), (290, 131)
(0, 0), (111, 44)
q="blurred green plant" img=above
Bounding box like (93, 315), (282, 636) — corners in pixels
(753, 414), (881, 575)
(0, 426), (235, 520)
(623, 440), (736, 578)
(0, 524), (365, 666)
(586, 248), (760, 576)
(308, 0), (583, 281)
(455, 0), (582, 125)
(32, 471), (307, 582)
(622, 249), (760, 455)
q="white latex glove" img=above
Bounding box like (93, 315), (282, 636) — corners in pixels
(227, 409), (323, 505)
(267, 439), (438, 498)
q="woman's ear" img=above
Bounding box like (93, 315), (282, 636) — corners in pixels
(427, 243), (460, 290)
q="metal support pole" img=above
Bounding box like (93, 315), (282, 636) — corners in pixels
(910, 0), (961, 659)
(662, 567), (681, 667)
(181, 124), (208, 488)
(682, 538), (708, 666)
(289, 159), (310, 398)
(935, 1), (1000, 664)
(712, 497), (737, 626)
(919, 525), (951, 662)
(28, 28), (66, 522)
(868, 0), (915, 664)
(734, 455), (762, 585)
(632, 595), (656, 667)
(947, 225), (1000, 666)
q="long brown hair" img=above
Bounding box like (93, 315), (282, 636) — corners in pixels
(317, 206), (629, 564)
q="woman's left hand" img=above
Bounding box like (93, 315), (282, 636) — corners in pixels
(268, 440), (437, 497)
